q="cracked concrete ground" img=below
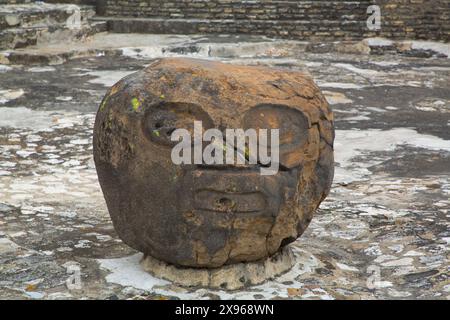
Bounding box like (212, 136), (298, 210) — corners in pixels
(0, 34), (449, 300)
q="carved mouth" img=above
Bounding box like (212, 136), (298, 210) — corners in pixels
(195, 163), (290, 173)
(180, 168), (282, 217)
(194, 190), (266, 213)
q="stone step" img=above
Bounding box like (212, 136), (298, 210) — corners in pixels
(0, 3), (106, 50)
(0, 3), (95, 31)
(95, 16), (371, 40)
(0, 20), (107, 50)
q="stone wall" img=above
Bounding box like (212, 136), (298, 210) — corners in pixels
(57, 0), (450, 41)
(100, 0), (370, 41)
(43, 0), (97, 5)
(100, 0), (369, 20)
(2, 0), (447, 41)
(0, 0), (97, 5)
(377, 0), (449, 41)
(0, 0), (95, 3)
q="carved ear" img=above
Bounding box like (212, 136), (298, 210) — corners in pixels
(243, 104), (310, 168)
(142, 101), (214, 147)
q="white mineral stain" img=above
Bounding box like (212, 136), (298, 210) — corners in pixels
(16, 150), (35, 158)
(388, 244), (404, 253)
(26, 135), (41, 142)
(364, 243), (383, 256)
(304, 61), (323, 67)
(122, 45), (208, 60)
(343, 115), (371, 121)
(317, 82), (364, 90)
(0, 65), (13, 72)
(374, 255), (399, 264)
(388, 288), (412, 298)
(43, 159), (64, 164)
(0, 107), (76, 130)
(419, 255), (445, 268)
(20, 209), (36, 215)
(27, 66), (56, 73)
(410, 41), (450, 58)
(365, 38), (394, 47)
(336, 263), (360, 272)
(74, 240), (91, 248)
(373, 280), (394, 288)
(24, 291), (45, 299)
(98, 254), (171, 291)
(323, 91), (353, 105)
(97, 247), (334, 300)
(83, 70), (137, 87)
(366, 107), (387, 113)
(121, 40), (299, 61)
(0, 238), (20, 254)
(413, 66), (450, 72)
(1, 170), (102, 206)
(404, 250), (425, 257)
(121, 47), (165, 59)
(380, 257), (414, 267)
(334, 128), (450, 184)
(334, 63), (382, 77)
(412, 99), (449, 113)
(392, 265), (417, 276)
(0, 161), (16, 168)
(70, 139), (90, 145)
(369, 61), (400, 67)
(56, 96), (73, 101)
(0, 89), (24, 104)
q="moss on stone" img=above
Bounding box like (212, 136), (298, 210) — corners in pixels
(100, 96), (109, 112)
(131, 97), (141, 111)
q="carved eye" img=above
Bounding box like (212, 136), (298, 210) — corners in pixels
(243, 104), (310, 168)
(143, 102), (214, 146)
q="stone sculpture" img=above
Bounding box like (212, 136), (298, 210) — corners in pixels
(93, 58), (334, 274)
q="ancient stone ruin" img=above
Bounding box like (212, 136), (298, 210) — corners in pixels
(93, 58), (334, 288)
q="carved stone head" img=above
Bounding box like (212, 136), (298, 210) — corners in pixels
(93, 58), (334, 268)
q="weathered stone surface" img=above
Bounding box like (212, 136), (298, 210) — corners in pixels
(1, 38), (449, 299)
(93, 57), (334, 268)
(140, 245), (295, 290)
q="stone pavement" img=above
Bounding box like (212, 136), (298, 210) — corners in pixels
(0, 34), (449, 299)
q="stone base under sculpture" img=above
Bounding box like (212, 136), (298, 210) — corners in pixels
(140, 246), (295, 290)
